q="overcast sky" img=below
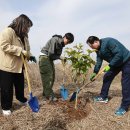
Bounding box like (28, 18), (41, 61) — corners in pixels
(0, 0), (130, 58)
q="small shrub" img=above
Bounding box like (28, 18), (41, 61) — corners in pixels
(65, 43), (95, 85)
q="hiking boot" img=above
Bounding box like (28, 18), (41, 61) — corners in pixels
(2, 110), (11, 116)
(93, 96), (108, 103)
(115, 107), (126, 116)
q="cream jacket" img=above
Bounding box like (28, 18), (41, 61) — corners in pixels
(0, 27), (31, 73)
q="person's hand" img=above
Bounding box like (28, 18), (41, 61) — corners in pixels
(104, 65), (110, 72)
(29, 56), (37, 63)
(60, 56), (67, 63)
(22, 50), (28, 57)
(90, 73), (96, 81)
(21, 50), (30, 59)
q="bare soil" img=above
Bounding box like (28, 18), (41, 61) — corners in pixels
(0, 63), (130, 130)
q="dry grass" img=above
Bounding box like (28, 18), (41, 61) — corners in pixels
(0, 63), (130, 130)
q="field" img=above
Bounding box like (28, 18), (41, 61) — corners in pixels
(0, 63), (130, 130)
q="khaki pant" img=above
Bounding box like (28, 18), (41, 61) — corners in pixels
(39, 55), (55, 98)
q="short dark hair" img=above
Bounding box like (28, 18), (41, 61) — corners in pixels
(64, 33), (74, 43)
(86, 36), (99, 44)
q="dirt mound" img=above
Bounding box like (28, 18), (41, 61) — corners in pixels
(49, 98), (91, 121)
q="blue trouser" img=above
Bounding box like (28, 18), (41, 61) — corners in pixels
(100, 59), (130, 110)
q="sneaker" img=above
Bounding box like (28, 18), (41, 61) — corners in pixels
(43, 96), (47, 100)
(93, 96), (108, 103)
(42, 96), (47, 104)
(2, 110), (11, 116)
(115, 107), (126, 116)
(49, 96), (58, 102)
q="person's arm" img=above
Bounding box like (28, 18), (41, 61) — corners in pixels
(107, 42), (122, 67)
(94, 52), (103, 74)
(23, 36), (36, 62)
(0, 28), (22, 56)
(48, 37), (62, 60)
(90, 53), (103, 81)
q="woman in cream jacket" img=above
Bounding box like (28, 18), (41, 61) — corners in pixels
(0, 14), (36, 116)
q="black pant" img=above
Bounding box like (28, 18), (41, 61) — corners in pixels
(0, 70), (27, 110)
(100, 59), (130, 110)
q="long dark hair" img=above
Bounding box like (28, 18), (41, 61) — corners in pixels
(8, 14), (33, 39)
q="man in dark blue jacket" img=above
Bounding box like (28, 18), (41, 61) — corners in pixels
(86, 36), (130, 116)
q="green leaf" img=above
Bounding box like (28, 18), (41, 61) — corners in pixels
(65, 43), (95, 83)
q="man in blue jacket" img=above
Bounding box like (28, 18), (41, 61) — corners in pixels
(86, 36), (130, 116)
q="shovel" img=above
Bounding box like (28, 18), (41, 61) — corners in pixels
(74, 87), (80, 109)
(21, 55), (40, 112)
(70, 67), (105, 102)
(60, 59), (68, 100)
(60, 85), (68, 100)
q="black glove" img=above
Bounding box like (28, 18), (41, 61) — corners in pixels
(29, 56), (37, 63)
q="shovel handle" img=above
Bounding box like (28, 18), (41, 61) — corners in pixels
(75, 92), (78, 109)
(21, 54), (31, 93)
(70, 67), (106, 103)
(79, 66), (106, 91)
(74, 87), (80, 109)
(61, 60), (66, 85)
(93, 67), (105, 80)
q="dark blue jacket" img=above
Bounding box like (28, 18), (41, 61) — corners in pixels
(94, 38), (130, 73)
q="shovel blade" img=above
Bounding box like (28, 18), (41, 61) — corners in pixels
(70, 87), (81, 102)
(69, 92), (76, 102)
(60, 85), (68, 100)
(28, 93), (40, 112)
